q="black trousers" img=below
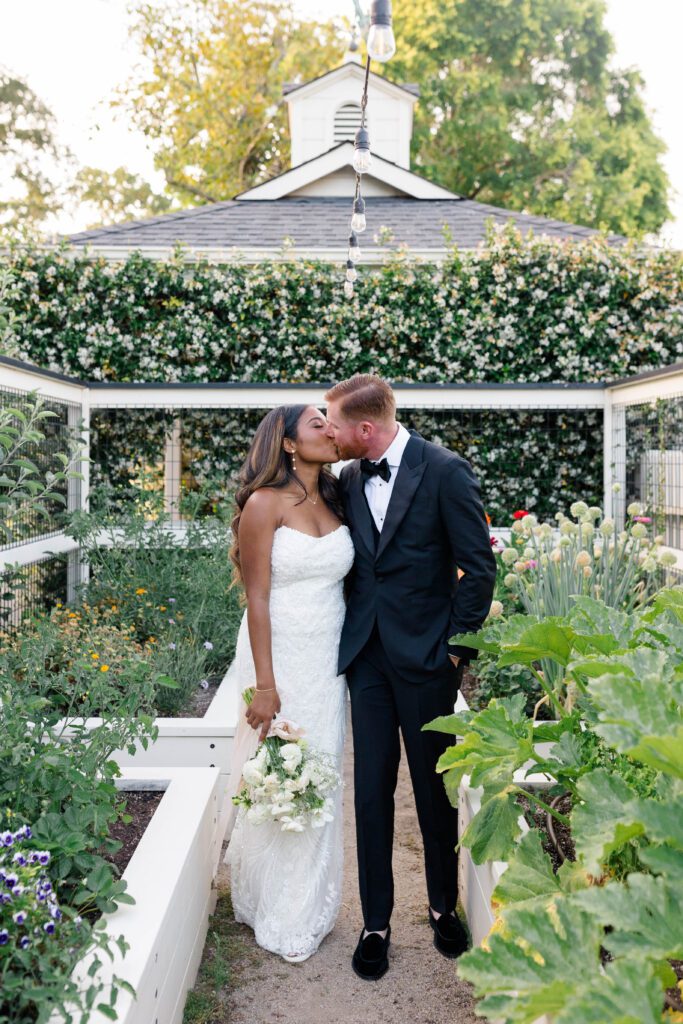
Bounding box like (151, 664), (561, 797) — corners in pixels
(346, 622), (463, 931)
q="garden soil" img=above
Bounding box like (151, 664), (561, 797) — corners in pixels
(211, 708), (479, 1024)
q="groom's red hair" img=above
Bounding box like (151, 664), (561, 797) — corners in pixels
(324, 374), (396, 423)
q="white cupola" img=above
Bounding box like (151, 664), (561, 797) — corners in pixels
(283, 58), (419, 171)
(237, 59), (456, 201)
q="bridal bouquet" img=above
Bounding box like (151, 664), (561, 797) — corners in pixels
(232, 689), (341, 833)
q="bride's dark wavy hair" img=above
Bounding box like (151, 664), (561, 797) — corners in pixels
(229, 404), (344, 588)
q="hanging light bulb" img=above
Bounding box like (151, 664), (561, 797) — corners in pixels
(352, 127), (372, 174)
(346, 260), (358, 283)
(351, 196), (366, 233)
(367, 0), (396, 63)
(344, 279), (355, 299)
(348, 232), (362, 262)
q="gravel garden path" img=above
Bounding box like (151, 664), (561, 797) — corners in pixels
(186, 709), (479, 1024)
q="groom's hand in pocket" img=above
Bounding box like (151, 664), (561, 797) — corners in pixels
(246, 688), (282, 742)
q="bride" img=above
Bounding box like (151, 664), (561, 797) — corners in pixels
(223, 404), (354, 962)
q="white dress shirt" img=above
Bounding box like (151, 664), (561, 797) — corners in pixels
(364, 423), (412, 532)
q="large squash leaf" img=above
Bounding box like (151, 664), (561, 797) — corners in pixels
(492, 829), (588, 915)
(571, 769), (644, 875)
(577, 873), (683, 961)
(588, 653), (683, 778)
(458, 899), (603, 1024)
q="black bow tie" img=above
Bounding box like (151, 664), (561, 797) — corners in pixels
(360, 457), (391, 483)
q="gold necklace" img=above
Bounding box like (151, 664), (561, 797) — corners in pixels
(306, 491), (319, 506)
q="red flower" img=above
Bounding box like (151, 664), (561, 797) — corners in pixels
(512, 510), (529, 520)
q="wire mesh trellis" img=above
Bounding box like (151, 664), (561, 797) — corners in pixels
(0, 554), (70, 634)
(87, 404), (603, 526)
(615, 394), (683, 548)
(0, 383), (83, 548)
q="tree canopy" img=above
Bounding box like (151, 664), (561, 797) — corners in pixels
(118, 0), (346, 205)
(0, 71), (64, 235)
(388, 0), (670, 235)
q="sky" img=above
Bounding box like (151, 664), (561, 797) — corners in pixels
(2, 0), (682, 245)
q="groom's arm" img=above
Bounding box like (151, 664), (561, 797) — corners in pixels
(438, 455), (497, 664)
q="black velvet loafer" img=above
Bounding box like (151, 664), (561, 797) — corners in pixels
(428, 908), (469, 958)
(352, 925), (391, 980)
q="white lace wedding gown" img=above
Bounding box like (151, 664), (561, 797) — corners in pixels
(225, 523), (355, 960)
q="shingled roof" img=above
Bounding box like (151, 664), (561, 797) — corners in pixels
(66, 196), (623, 258)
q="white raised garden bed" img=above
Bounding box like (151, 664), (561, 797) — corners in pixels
(457, 715), (555, 1024)
(55, 766), (222, 1024)
(53, 665), (239, 836)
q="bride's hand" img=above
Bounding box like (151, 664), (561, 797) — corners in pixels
(246, 687), (282, 741)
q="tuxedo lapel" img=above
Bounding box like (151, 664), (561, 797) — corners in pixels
(346, 461), (377, 559)
(376, 435), (427, 561)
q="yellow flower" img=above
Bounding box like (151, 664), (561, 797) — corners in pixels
(135, 588), (147, 595)
(91, 653), (99, 660)
(111, 605), (118, 612)
(100, 664), (110, 672)
(159, 605), (167, 611)
(68, 612), (77, 618)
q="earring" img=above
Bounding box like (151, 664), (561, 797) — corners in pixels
(291, 450), (297, 471)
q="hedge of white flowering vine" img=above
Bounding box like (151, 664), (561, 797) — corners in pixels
(3, 227), (682, 385)
(2, 226), (681, 519)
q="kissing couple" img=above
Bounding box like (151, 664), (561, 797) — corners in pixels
(223, 373), (496, 979)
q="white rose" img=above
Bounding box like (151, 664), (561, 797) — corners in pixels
(242, 761), (264, 786)
(280, 743), (303, 770)
(263, 773), (280, 793)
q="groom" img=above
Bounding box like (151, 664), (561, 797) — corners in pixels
(325, 374), (496, 980)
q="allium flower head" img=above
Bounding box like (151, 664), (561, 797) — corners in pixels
(570, 501), (588, 518)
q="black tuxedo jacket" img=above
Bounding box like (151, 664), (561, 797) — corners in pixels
(337, 431), (497, 683)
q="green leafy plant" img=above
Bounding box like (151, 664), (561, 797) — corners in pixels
(65, 494), (242, 714)
(429, 588), (683, 1022)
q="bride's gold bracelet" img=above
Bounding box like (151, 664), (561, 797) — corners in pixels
(255, 686), (277, 693)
